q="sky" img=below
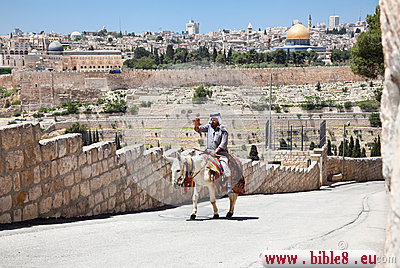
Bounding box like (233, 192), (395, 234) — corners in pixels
(0, 0), (379, 35)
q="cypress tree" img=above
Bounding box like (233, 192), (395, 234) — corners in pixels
(212, 47), (217, 62)
(327, 140), (332, 156)
(88, 130), (92, 145)
(92, 130), (96, 144)
(349, 136), (354, 157)
(361, 147), (367, 157)
(96, 130), (100, 142)
(339, 141), (343, 156)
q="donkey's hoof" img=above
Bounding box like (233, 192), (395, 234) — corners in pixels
(213, 214), (220, 219)
(226, 212), (233, 218)
(190, 214), (196, 220)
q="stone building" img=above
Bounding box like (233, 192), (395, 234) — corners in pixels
(24, 41), (124, 71)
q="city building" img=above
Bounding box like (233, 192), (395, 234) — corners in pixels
(329, 16), (340, 28)
(272, 23), (326, 53)
(186, 20), (199, 35)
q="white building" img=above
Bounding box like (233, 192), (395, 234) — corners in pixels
(186, 20), (199, 35)
(329, 16), (340, 28)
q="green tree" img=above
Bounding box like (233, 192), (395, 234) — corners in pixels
(173, 48), (188, 63)
(124, 57), (155, 69)
(249, 145), (260, 161)
(369, 112), (382, 127)
(215, 53), (226, 64)
(351, 6), (384, 78)
(165, 45), (174, 63)
(134, 47), (151, 59)
(273, 49), (287, 65)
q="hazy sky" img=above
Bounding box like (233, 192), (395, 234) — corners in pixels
(1, 0), (379, 34)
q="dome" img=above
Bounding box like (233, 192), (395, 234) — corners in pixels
(71, 31), (81, 39)
(48, 41), (63, 52)
(286, 24), (310, 39)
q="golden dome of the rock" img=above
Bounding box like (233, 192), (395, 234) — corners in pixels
(286, 24), (310, 39)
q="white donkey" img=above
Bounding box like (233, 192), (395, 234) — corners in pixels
(166, 150), (239, 220)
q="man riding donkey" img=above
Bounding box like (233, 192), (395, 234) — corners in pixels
(194, 113), (245, 195)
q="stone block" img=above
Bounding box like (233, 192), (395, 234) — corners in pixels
(102, 159), (108, 173)
(91, 162), (101, 177)
(21, 169), (34, 189)
(13, 209), (22, 222)
(51, 160), (58, 177)
(108, 197), (116, 211)
(63, 173), (75, 187)
(52, 192), (63, 209)
(81, 165), (92, 180)
(1, 125), (21, 150)
(13, 172), (20, 192)
(124, 188), (132, 200)
(5, 150), (24, 172)
(39, 197), (52, 214)
(109, 184), (117, 197)
(40, 162), (51, 180)
(80, 181), (90, 197)
(101, 201), (108, 213)
(90, 177), (102, 192)
(0, 195), (12, 213)
(78, 153), (87, 166)
(28, 185), (42, 201)
(0, 213), (11, 224)
(91, 148), (98, 163)
(0, 175), (12, 196)
(23, 203), (38, 221)
(108, 157), (115, 170)
(75, 170), (82, 183)
(58, 155), (77, 176)
(97, 147), (104, 161)
(33, 166), (41, 184)
(94, 192), (103, 204)
(40, 139), (58, 162)
(21, 124), (35, 146)
(70, 185), (79, 201)
(63, 189), (70, 206)
(93, 204), (101, 215)
(58, 138), (68, 158)
(13, 191), (27, 207)
(68, 134), (82, 154)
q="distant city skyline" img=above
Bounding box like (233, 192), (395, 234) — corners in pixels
(1, 0), (379, 35)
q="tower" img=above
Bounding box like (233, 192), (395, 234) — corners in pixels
(308, 14), (312, 29)
(248, 23), (253, 34)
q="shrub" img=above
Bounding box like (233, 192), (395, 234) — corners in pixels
(249, 145), (260, 161)
(12, 100), (21, 105)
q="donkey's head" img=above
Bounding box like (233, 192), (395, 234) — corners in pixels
(165, 156), (184, 187)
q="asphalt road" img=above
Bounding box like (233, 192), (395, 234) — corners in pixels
(0, 181), (388, 268)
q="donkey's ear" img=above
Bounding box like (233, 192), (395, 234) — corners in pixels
(165, 156), (176, 165)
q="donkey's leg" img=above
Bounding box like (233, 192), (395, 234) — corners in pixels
(208, 182), (219, 219)
(190, 186), (199, 220)
(227, 193), (239, 218)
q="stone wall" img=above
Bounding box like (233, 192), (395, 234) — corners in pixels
(0, 72), (21, 89)
(326, 156), (384, 182)
(0, 122), (325, 224)
(9, 66), (363, 109)
(268, 150), (312, 168)
(380, 0), (400, 265)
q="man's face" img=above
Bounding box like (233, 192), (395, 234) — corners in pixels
(211, 117), (219, 129)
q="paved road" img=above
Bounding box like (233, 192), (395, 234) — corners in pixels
(0, 181), (388, 268)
